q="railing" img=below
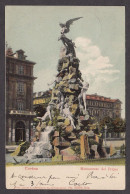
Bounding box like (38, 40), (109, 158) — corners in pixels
(106, 138), (125, 141)
(9, 110), (36, 116)
(102, 132), (125, 139)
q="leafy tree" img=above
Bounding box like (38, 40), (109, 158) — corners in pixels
(99, 116), (114, 133)
(112, 118), (126, 133)
(120, 144), (125, 156)
(99, 116), (126, 133)
(34, 105), (46, 117)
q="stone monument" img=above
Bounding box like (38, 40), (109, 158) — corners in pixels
(29, 17), (106, 161)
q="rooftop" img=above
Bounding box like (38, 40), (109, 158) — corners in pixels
(33, 90), (121, 103)
(5, 46), (36, 64)
(86, 94), (121, 103)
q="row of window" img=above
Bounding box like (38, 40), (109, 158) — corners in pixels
(87, 100), (113, 108)
(17, 102), (24, 110)
(9, 63), (32, 76)
(17, 82), (24, 93)
(88, 109), (113, 117)
(17, 104), (121, 113)
(17, 81), (24, 110)
(18, 65), (24, 75)
(114, 104), (121, 109)
(88, 109), (99, 116)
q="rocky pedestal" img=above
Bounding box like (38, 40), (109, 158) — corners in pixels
(32, 51), (106, 161)
(49, 55), (89, 160)
(31, 38), (106, 161)
(31, 53), (106, 161)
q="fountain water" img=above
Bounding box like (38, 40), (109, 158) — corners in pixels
(24, 126), (54, 161)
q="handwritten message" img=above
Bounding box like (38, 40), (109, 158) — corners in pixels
(6, 165), (125, 190)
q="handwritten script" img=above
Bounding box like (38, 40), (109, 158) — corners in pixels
(9, 170), (119, 189)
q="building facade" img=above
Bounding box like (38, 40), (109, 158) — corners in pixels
(86, 93), (121, 120)
(33, 90), (52, 117)
(6, 47), (36, 144)
(33, 91), (121, 120)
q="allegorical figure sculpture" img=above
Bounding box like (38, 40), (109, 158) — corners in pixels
(62, 103), (76, 129)
(78, 82), (89, 112)
(58, 17), (83, 57)
(38, 101), (55, 121)
(58, 34), (76, 57)
(57, 89), (65, 114)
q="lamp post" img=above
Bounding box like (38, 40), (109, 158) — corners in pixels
(104, 125), (107, 146)
(31, 122), (36, 140)
(31, 122), (33, 140)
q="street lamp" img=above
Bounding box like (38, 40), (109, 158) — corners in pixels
(31, 122), (36, 140)
(104, 125), (107, 146)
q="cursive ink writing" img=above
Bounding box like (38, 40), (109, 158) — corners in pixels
(47, 174), (60, 183)
(9, 170), (119, 189)
(106, 173), (118, 179)
(10, 181), (17, 189)
(86, 171), (118, 179)
(86, 171), (106, 179)
(66, 175), (92, 186)
(10, 172), (60, 188)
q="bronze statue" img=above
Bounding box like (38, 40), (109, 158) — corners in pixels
(59, 17), (83, 34)
(58, 17), (83, 57)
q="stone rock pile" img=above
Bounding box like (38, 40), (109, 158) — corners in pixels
(33, 50), (106, 161)
(50, 55), (90, 160)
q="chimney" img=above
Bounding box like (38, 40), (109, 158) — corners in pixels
(6, 47), (13, 56)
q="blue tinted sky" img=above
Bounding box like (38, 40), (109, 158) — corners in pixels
(5, 6), (125, 118)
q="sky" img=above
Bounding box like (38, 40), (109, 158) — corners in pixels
(5, 6), (125, 118)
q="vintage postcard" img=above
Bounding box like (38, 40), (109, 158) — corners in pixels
(5, 6), (125, 190)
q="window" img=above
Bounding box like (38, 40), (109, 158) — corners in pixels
(18, 53), (23, 60)
(9, 63), (14, 73)
(28, 66), (32, 76)
(17, 82), (24, 94)
(17, 102), (24, 110)
(18, 65), (24, 75)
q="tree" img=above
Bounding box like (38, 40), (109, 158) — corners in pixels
(34, 105), (46, 117)
(99, 116), (114, 133)
(112, 118), (126, 133)
(99, 117), (126, 133)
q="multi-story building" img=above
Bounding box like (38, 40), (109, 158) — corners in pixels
(33, 90), (52, 117)
(86, 93), (121, 120)
(33, 90), (52, 107)
(33, 91), (121, 120)
(6, 47), (36, 144)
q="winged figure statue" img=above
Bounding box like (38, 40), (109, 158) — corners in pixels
(58, 17), (83, 57)
(59, 17), (83, 34)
